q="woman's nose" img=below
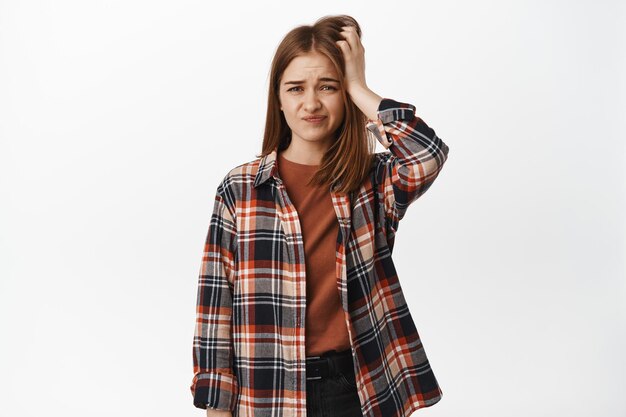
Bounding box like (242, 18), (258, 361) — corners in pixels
(302, 91), (321, 112)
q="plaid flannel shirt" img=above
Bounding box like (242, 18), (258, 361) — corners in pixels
(191, 98), (450, 417)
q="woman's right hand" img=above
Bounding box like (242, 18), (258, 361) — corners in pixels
(206, 408), (232, 417)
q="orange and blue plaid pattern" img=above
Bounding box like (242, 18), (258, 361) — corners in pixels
(191, 98), (450, 417)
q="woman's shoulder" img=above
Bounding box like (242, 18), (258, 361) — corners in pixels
(216, 154), (266, 193)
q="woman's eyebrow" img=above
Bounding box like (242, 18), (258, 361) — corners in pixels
(284, 77), (340, 85)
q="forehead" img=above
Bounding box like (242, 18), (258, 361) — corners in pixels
(281, 52), (338, 81)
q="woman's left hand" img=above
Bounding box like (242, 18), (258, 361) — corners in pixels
(335, 26), (367, 93)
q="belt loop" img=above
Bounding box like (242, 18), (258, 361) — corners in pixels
(327, 356), (336, 375)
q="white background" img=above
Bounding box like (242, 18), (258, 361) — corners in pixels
(1, 1), (624, 416)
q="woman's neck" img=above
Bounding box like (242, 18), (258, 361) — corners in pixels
(280, 137), (330, 165)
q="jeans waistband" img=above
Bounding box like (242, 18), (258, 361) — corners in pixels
(306, 348), (354, 380)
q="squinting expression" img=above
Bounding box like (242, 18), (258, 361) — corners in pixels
(279, 51), (345, 148)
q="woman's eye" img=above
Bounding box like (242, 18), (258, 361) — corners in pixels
(287, 86), (337, 92)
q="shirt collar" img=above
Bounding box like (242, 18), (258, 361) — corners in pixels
(253, 147), (342, 192)
(253, 148), (279, 188)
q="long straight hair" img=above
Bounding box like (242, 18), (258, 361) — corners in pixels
(258, 15), (376, 195)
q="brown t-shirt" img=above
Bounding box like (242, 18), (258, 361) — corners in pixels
(277, 151), (352, 356)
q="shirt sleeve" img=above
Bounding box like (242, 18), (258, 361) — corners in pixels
(366, 98), (450, 239)
(190, 179), (239, 411)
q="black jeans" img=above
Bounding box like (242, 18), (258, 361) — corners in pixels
(306, 349), (363, 417)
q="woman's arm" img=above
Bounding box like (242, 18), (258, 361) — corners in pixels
(336, 25), (450, 237)
(367, 100), (449, 239)
(191, 178), (239, 412)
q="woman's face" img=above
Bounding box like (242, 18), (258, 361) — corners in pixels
(278, 51), (345, 148)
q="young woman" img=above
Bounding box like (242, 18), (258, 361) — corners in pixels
(191, 15), (450, 417)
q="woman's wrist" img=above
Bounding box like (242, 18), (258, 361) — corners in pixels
(346, 83), (383, 121)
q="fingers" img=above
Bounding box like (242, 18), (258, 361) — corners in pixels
(336, 38), (351, 54)
(338, 26), (362, 52)
(335, 25), (366, 88)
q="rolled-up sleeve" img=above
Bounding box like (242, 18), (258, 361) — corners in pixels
(367, 98), (450, 236)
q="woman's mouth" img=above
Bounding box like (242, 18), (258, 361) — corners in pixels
(303, 116), (326, 123)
